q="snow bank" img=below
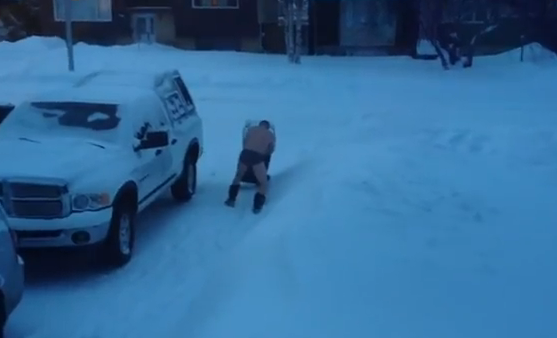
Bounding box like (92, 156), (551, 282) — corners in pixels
(0, 36), (65, 53)
(416, 39), (437, 55)
(491, 42), (557, 64)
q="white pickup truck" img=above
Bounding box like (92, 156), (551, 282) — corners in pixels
(0, 69), (203, 267)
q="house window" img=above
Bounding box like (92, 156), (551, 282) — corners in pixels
(192, 0), (239, 9)
(53, 0), (112, 22)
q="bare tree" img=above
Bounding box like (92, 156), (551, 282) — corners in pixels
(0, 0), (41, 41)
(416, 0), (503, 69)
(416, 0), (450, 68)
(448, 0), (500, 68)
(279, 0), (308, 64)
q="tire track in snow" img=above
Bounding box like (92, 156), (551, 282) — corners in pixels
(171, 158), (313, 338)
(10, 158), (312, 338)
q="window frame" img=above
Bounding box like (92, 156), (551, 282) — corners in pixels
(191, 0), (239, 10)
(52, 0), (113, 23)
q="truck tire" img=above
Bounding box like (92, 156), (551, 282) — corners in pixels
(0, 292), (5, 338)
(103, 199), (136, 267)
(171, 154), (197, 202)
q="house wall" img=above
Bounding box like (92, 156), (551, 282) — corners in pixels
(339, 0), (397, 48)
(155, 12), (175, 44)
(258, 0), (278, 24)
(39, 0), (262, 51)
(173, 0), (259, 40)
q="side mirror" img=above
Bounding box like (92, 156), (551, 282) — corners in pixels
(135, 131), (169, 151)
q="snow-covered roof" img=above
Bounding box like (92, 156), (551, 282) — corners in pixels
(27, 85), (153, 105)
(1, 69), (181, 105)
(75, 69), (177, 89)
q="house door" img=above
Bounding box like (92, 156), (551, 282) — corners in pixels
(133, 14), (156, 44)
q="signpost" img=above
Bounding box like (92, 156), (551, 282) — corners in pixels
(64, 0), (75, 71)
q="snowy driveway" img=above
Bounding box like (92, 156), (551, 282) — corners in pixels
(2, 39), (557, 338)
(3, 41), (341, 338)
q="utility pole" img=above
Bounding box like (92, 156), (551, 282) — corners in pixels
(64, 0), (75, 71)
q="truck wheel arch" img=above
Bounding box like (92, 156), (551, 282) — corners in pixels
(114, 181), (138, 212)
(187, 139), (199, 164)
(0, 290), (5, 333)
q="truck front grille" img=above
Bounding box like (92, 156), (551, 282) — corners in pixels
(9, 182), (65, 199)
(0, 180), (68, 219)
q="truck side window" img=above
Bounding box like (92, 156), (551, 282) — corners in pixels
(164, 92), (192, 124)
(147, 98), (172, 130)
(135, 99), (168, 139)
(173, 76), (194, 108)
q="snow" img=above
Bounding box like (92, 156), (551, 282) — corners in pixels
(1, 38), (556, 338)
(30, 84), (153, 104)
(494, 42), (557, 64)
(416, 39), (437, 55)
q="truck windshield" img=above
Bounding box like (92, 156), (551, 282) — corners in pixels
(0, 101), (122, 143)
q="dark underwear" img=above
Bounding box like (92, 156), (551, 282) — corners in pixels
(239, 149), (265, 166)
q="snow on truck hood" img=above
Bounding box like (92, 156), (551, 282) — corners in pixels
(0, 137), (121, 182)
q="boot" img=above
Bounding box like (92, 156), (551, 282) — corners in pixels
(253, 192), (266, 212)
(225, 184), (240, 207)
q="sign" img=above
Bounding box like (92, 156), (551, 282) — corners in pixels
(53, 0), (112, 22)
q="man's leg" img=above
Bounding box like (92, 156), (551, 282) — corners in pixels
(233, 160), (248, 185)
(226, 159), (248, 206)
(251, 162), (268, 210)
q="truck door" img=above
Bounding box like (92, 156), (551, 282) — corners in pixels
(161, 90), (194, 175)
(171, 75), (200, 146)
(149, 102), (174, 178)
(132, 104), (173, 202)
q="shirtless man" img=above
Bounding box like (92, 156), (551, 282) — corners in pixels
(225, 120), (276, 211)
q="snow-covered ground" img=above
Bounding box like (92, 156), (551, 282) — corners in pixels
(1, 37), (556, 338)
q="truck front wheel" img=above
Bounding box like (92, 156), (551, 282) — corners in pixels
(103, 200), (136, 267)
(0, 292), (5, 338)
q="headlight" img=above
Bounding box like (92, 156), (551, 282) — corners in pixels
(72, 193), (111, 211)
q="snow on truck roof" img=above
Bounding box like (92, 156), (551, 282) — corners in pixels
(17, 69), (182, 104)
(74, 69), (182, 89)
(28, 85), (154, 105)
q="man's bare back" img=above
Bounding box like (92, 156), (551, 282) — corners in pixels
(243, 125), (275, 155)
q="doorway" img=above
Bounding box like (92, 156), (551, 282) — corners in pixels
(132, 13), (156, 44)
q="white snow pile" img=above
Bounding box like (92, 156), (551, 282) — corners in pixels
(0, 35), (66, 53)
(1, 36), (556, 338)
(495, 42), (557, 64)
(414, 39), (557, 66)
(416, 39), (437, 55)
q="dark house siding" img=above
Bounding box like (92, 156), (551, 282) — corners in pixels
(38, 0), (260, 49)
(126, 0), (173, 8)
(173, 0), (259, 39)
(40, 0), (131, 45)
